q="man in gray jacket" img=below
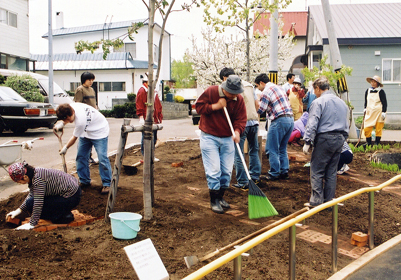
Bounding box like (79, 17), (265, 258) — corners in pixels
(303, 76), (349, 207)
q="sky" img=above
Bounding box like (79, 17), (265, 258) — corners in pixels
(29, 0), (401, 60)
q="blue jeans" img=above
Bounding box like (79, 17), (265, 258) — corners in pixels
(234, 125), (261, 186)
(266, 116), (294, 177)
(141, 130), (157, 155)
(76, 137), (112, 187)
(200, 132), (235, 191)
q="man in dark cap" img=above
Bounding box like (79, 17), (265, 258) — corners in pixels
(195, 75), (247, 214)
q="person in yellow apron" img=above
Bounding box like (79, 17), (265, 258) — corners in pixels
(363, 75), (387, 145)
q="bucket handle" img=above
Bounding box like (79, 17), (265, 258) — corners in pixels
(121, 219), (140, 232)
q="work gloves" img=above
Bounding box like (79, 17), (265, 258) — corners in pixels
(60, 145), (68, 155)
(303, 144), (310, 154)
(139, 117), (145, 125)
(382, 112), (386, 120)
(16, 223), (34, 230)
(6, 208), (22, 219)
(53, 120), (65, 132)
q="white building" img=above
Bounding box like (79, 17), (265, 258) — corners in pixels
(0, 0), (33, 70)
(32, 14), (171, 110)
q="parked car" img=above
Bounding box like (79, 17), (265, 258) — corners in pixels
(0, 69), (72, 107)
(0, 86), (57, 134)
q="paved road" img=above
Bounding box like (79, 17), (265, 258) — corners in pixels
(0, 116), (202, 200)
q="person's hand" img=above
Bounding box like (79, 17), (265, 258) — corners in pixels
(233, 131), (241, 144)
(15, 223), (34, 230)
(215, 98), (227, 110)
(139, 117), (145, 125)
(6, 208), (22, 219)
(382, 112), (386, 120)
(53, 121), (64, 132)
(60, 145), (68, 155)
(363, 108), (367, 114)
(303, 144), (310, 154)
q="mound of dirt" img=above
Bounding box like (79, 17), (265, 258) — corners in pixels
(1, 140), (401, 279)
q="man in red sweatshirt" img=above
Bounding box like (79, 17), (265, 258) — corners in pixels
(196, 75), (247, 214)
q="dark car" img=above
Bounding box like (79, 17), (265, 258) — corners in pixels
(0, 86), (57, 134)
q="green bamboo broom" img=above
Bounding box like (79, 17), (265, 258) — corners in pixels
(223, 107), (278, 219)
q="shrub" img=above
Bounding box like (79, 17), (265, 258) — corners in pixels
(113, 105), (126, 118)
(99, 110), (114, 117)
(164, 85), (171, 93)
(127, 93), (136, 102)
(174, 95), (185, 103)
(4, 74), (44, 102)
(123, 102), (136, 118)
(0, 74), (5, 84)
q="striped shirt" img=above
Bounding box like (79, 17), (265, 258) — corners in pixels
(257, 82), (293, 120)
(20, 168), (79, 226)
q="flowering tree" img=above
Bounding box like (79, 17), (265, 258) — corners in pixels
(201, 0), (292, 81)
(186, 26), (294, 87)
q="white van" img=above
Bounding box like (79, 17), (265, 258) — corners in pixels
(0, 69), (72, 106)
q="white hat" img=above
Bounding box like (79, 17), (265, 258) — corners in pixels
(293, 77), (302, 85)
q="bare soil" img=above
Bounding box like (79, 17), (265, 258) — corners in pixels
(1, 140), (401, 280)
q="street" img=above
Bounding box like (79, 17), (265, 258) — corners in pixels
(0, 116), (201, 199)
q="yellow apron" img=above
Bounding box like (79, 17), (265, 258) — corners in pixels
(364, 88), (384, 128)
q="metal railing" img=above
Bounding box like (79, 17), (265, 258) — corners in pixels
(183, 174), (401, 280)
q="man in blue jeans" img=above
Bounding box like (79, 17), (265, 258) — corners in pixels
(219, 68), (261, 190)
(55, 103), (112, 195)
(255, 73), (294, 181)
(196, 75), (247, 214)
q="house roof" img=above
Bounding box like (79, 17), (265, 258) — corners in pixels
(31, 52), (156, 71)
(309, 3), (401, 45)
(253, 11), (308, 36)
(42, 19), (170, 38)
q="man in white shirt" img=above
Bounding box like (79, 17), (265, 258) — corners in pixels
(282, 73), (295, 95)
(55, 103), (112, 195)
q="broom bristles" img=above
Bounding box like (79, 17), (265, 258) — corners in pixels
(248, 180), (278, 219)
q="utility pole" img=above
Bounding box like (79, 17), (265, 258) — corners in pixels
(48, 0), (54, 105)
(268, 0), (278, 84)
(321, 0), (357, 139)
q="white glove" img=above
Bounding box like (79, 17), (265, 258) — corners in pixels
(6, 208), (22, 219)
(139, 117), (145, 125)
(382, 112), (386, 120)
(54, 121), (65, 132)
(22, 141), (33, 150)
(60, 145), (68, 155)
(303, 144), (310, 154)
(16, 223), (34, 230)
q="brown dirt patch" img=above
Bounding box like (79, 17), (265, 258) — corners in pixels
(1, 140), (401, 279)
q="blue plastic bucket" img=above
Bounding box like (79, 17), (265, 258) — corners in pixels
(109, 212), (142, 240)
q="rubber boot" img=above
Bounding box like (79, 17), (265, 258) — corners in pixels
(375, 136), (381, 145)
(209, 190), (224, 214)
(366, 137), (372, 146)
(218, 188), (230, 209)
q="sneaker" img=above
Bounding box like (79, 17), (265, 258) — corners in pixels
(154, 157), (160, 162)
(343, 164), (350, 172)
(101, 186), (110, 195)
(337, 164), (346, 175)
(89, 157), (96, 164)
(261, 174), (279, 181)
(232, 183), (249, 191)
(304, 202), (317, 208)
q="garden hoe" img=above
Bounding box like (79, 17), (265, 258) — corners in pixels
(184, 207), (308, 268)
(53, 125), (67, 173)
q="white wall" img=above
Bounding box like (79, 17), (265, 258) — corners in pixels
(0, 0), (29, 58)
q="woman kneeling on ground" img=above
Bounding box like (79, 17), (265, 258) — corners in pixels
(5, 162), (81, 230)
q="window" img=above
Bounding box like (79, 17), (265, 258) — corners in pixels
(70, 82), (80, 92)
(0, 8), (17, 27)
(114, 42), (136, 58)
(99, 82), (125, 92)
(383, 59), (401, 83)
(1, 54), (6, 69)
(312, 53), (322, 69)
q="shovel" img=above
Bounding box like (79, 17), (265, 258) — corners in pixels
(123, 161), (143, 175)
(355, 111), (366, 147)
(184, 207), (308, 268)
(53, 129), (67, 173)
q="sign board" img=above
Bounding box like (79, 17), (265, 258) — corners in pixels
(124, 238), (169, 280)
